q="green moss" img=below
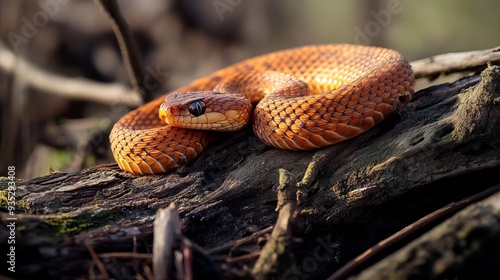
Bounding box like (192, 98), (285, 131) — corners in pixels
(42, 216), (92, 235)
(39, 209), (120, 236)
(0, 187), (30, 213)
(175, 193), (204, 208)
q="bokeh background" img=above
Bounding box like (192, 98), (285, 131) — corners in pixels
(1, 0), (499, 178)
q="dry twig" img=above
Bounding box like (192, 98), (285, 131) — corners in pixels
(328, 185), (500, 280)
(252, 169), (300, 279)
(85, 239), (110, 280)
(410, 45), (500, 79)
(0, 41), (141, 107)
(153, 203), (182, 280)
(94, 0), (151, 101)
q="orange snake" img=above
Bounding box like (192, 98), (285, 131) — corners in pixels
(110, 44), (415, 175)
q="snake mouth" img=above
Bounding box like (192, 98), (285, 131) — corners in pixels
(159, 103), (169, 123)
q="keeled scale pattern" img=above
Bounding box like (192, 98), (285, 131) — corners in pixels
(109, 44), (415, 174)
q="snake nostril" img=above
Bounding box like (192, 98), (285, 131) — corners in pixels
(169, 107), (176, 116)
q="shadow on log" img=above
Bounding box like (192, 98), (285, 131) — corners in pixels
(1, 64), (500, 279)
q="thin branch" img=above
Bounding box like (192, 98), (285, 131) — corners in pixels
(153, 203), (181, 280)
(411, 45), (500, 79)
(94, 0), (151, 101)
(0, 41), (141, 107)
(226, 251), (261, 263)
(206, 226), (273, 255)
(97, 252), (153, 259)
(328, 184), (500, 280)
(85, 239), (110, 280)
(252, 169), (298, 279)
(0, 51), (18, 176)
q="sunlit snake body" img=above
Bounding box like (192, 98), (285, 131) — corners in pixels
(110, 44), (415, 175)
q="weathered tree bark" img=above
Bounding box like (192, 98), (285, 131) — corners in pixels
(1, 61), (500, 279)
(350, 190), (500, 280)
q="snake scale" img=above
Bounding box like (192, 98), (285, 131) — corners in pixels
(109, 44), (415, 175)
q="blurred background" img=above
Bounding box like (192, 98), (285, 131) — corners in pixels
(1, 0), (499, 179)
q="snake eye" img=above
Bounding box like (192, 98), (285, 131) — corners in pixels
(188, 100), (206, 116)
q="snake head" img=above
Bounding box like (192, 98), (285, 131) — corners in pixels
(159, 91), (252, 131)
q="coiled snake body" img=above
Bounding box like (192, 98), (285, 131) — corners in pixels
(110, 44), (415, 175)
